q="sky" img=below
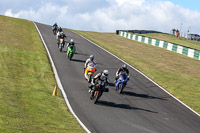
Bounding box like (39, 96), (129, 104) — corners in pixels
(1, 0), (200, 35)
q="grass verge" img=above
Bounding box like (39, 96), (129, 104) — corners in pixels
(0, 15), (85, 133)
(73, 30), (200, 114)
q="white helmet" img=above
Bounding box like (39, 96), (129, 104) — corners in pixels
(89, 55), (94, 61)
(103, 70), (109, 76)
(122, 64), (127, 69)
(70, 39), (74, 43)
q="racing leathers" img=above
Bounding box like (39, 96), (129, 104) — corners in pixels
(57, 33), (66, 47)
(115, 67), (130, 80)
(52, 23), (58, 29)
(89, 72), (109, 92)
(85, 58), (97, 69)
(66, 41), (75, 51)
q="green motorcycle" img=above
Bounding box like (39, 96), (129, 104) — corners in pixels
(67, 45), (75, 60)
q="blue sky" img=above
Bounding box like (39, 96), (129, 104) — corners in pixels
(1, 0), (200, 35)
(161, 0), (200, 11)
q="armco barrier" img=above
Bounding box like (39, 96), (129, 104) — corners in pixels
(118, 31), (200, 60)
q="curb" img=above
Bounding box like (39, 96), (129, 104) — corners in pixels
(118, 31), (200, 60)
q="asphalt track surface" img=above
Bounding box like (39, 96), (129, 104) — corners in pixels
(36, 22), (200, 133)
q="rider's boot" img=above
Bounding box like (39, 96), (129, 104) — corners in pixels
(88, 85), (93, 93)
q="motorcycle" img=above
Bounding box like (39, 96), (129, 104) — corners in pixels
(115, 74), (128, 94)
(84, 62), (96, 83)
(67, 45), (75, 60)
(90, 80), (107, 104)
(58, 38), (65, 52)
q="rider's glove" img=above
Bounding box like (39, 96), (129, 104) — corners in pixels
(104, 88), (109, 92)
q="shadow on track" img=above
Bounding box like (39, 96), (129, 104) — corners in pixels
(75, 52), (90, 56)
(122, 91), (167, 101)
(97, 101), (158, 113)
(71, 58), (86, 63)
(109, 82), (115, 87)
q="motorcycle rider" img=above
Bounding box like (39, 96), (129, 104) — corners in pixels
(58, 26), (62, 32)
(84, 55), (97, 74)
(52, 23), (58, 30)
(52, 23), (58, 35)
(85, 55), (96, 68)
(57, 32), (66, 48)
(115, 64), (130, 81)
(66, 39), (75, 50)
(56, 27), (64, 43)
(89, 70), (109, 93)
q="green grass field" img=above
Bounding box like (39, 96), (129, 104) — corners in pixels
(73, 30), (200, 114)
(0, 15), (85, 133)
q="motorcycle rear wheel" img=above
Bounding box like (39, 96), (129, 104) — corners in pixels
(90, 90), (94, 100)
(59, 44), (63, 52)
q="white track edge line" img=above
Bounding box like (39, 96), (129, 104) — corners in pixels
(33, 22), (91, 133)
(71, 30), (200, 117)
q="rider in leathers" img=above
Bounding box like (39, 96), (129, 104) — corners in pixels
(84, 55), (97, 73)
(89, 70), (109, 93)
(52, 23), (58, 30)
(115, 64), (130, 81)
(66, 39), (75, 50)
(85, 55), (97, 68)
(58, 32), (66, 48)
(57, 27), (64, 43)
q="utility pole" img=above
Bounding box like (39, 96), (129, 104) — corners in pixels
(187, 26), (190, 40)
(180, 23), (183, 37)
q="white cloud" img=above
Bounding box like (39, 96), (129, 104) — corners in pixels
(3, 0), (200, 34)
(5, 9), (19, 18)
(4, 3), (68, 27)
(115, 0), (145, 6)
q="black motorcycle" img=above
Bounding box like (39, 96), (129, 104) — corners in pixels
(90, 80), (108, 104)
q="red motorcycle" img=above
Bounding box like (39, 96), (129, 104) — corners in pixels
(90, 80), (108, 104)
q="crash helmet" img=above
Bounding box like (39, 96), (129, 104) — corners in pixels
(102, 70), (109, 77)
(89, 55), (94, 61)
(122, 64), (127, 69)
(70, 39), (74, 43)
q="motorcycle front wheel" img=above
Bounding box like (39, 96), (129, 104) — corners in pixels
(94, 91), (99, 104)
(59, 44), (62, 52)
(118, 84), (124, 94)
(68, 53), (73, 60)
(88, 75), (92, 83)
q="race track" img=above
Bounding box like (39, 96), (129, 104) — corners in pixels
(35, 22), (200, 133)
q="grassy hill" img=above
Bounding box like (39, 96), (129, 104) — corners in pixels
(73, 30), (200, 114)
(0, 15), (84, 133)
